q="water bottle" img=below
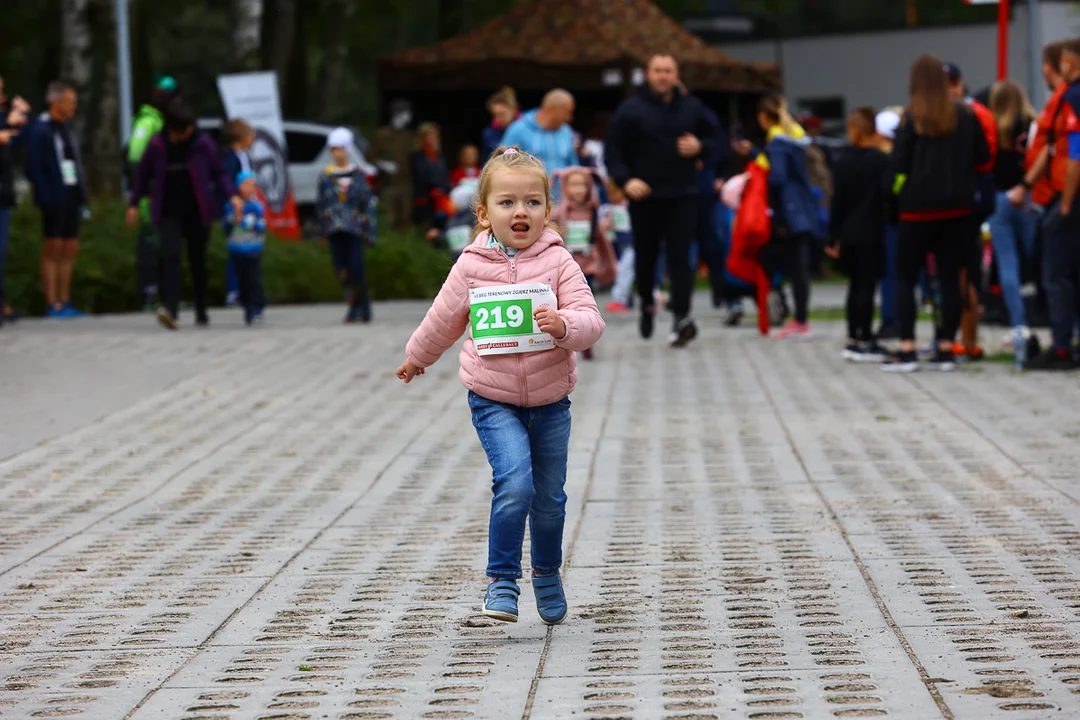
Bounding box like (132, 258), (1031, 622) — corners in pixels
(1013, 326), (1027, 371)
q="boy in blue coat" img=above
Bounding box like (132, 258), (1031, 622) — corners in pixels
(223, 171), (266, 325)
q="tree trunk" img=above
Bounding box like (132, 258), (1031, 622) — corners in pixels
(60, 0), (93, 138)
(88, 0), (120, 196)
(313, 0), (354, 122)
(229, 0), (264, 70)
(261, 0), (297, 90)
(283, 2), (308, 117)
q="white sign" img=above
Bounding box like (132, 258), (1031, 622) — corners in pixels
(469, 284), (559, 356)
(217, 72), (292, 213)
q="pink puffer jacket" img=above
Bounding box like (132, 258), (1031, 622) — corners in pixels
(405, 227), (605, 407)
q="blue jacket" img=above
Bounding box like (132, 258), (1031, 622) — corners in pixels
(223, 198), (266, 254)
(25, 113), (87, 208)
(481, 124), (507, 161)
(501, 109), (579, 174)
(750, 128), (820, 237)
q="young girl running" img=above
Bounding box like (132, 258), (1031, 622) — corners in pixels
(395, 146), (605, 625)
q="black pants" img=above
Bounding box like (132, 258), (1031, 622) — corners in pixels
(897, 217), (967, 344)
(843, 245), (883, 342)
(696, 196), (724, 304)
(136, 220), (160, 300)
(329, 231), (370, 315)
(230, 251), (265, 315)
(762, 232), (812, 324)
(159, 214), (209, 319)
(629, 196), (696, 320)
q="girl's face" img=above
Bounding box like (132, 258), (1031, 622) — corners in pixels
(240, 130), (255, 150)
(477, 170), (549, 249)
(565, 172), (590, 205)
(330, 146), (350, 166)
(491, 103), (515, 128)
(424, 130), (440, 151)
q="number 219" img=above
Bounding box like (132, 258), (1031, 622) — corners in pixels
(476, 305), (525, 330)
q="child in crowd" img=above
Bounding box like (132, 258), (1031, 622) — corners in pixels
(223, 171), (266, 325)
(828, 107), (891, 362)
(221, 119), (256, 308)
(551, 167), (617, 360)
(396, 146), (604, 626)
(601, 179), (634, 314)
(451, 144), (481, 187)
(317, 127), (377, 324)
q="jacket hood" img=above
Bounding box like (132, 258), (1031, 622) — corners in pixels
(767, 123), (812, 147)
(551, 166), (601, 213)
(463, 226), (565, 258)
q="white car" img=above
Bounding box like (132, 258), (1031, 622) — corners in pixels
(197, 118), (376, 224)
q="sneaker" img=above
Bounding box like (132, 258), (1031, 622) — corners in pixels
(766, 290), (786, 327)
(724, 306), (744, 327)
(860, 343), (891, 363)
(225, 291), (239, 308)
(46, 304), (66, 319)
(669, 317), (698, 348)
(875, 322), (900, 342)
(533, 571), (568, 625)
(882, 350), (919, 373)
(605, 300), (630, 314)
(61, 303), (86, 318)
(195, 311), (210, 328)
(927, 349), (957, 372)
(156, 307), (178, 330)
(639, 308), (654, 339)
(952, 343), (984, 361)
(773, 320), (812, 340)
(482, 580), (520, 623)
(842, 342), (862, 362)
(1024, 348), (1079, 371)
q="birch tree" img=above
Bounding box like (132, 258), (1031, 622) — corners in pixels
(230, 0), (264, 70)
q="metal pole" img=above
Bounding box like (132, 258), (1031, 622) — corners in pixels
(116, 0), (133, 146)
(998, 0), (1010, 80)
(1028, 0), (1043, 105)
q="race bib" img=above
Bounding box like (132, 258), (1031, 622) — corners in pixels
(447, 225), (473, 252)
(563, 220), (592, 253)
(608, 206), (631, 233)
(469, 283), (559, 356)
(60, 159), (78, 186)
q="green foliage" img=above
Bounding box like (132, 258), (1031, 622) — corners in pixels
(4, 199), (453, 316)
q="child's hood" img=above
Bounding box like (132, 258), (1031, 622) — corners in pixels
(551, 166), (600, 216)
(462, 227), (565, 260)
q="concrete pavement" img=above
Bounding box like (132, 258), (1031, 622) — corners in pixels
(1, 292), (1080, 719)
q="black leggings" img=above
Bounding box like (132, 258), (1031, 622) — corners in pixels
(897, 217), (968, 344)
(844, 245), (882, 342)
(159, 214), (209, 318)
(763, 232), (812, 324)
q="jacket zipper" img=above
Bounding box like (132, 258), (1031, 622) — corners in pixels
(508, 255), (529, 407)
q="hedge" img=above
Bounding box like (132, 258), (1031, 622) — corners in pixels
(3, 199), (455, 316)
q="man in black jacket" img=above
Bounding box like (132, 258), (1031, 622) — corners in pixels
(0, 75), (31, 327)
(605, 55), (717, 347)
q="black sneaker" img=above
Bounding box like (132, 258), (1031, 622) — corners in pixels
(842, 343), (862, 362)
(640, 308), (655, 340)
(926, 349), (957, 372)
(1024, 348), (1079, 371)
(669, 317), (698, 348)
(724, 307), (744, 327)
(881, 350), (919, 373)
(195, 310), (210, 327)
(875, 322), (900, 342)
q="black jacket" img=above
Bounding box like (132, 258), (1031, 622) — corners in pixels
(605, 87), (718, 199)
(891, 103), (991, 220)
(829, 146), (890, 248)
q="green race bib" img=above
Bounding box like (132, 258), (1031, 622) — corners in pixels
(564, 220), (591, 253)
(447, 225), (472, 252)
(469, 283), (559, 356)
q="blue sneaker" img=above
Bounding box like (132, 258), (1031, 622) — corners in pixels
(46, 305), (66, 319)
(532, 571), (567, 625)
(482, 580), (520, 623)
(62, 303), (86, 318)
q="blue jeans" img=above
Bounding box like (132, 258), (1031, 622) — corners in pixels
(468, 391), (571, 580)
(989, 191), (1038, 327)
(1041, 199), (1080, 352)
(0, 207), (10, 309)
(225, 255), (239, 298)
(880, 225), (898, 324)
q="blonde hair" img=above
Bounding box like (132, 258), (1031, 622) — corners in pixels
(486, 86), (518, 112)
(758, 94), (801, 136)
(989, 79), (1036, 147)
(222, 118), (254, 146)
(472, 145), (554, 239)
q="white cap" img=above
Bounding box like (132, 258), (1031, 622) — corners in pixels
(327, 127), (353, 149)
(875, 110), (901, 140)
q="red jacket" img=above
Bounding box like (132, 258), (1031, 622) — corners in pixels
(970, 99), (998, 173)
(1029, 82), (1068, 205)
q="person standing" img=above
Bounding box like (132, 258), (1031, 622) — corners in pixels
(605, 54), (717, 347)
(25, 81), (86, 319)
(882, 54), (990, 373)
(501, 89), (579, 178)
(482, 87), (519, 160)
(410, 123), (452, 242)
(128, 99), (240, 330)
(128, 75), (178, 310)
(874, 108), (902, 340)
(317, 127), (377, 324)
(223, 171), (266, 325)
(220, 118), (255, 307)
(0, 75), (30, 327)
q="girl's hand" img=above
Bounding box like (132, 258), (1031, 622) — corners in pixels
(396, 359), (425, 383)
(534, 306), (566, 339)
(824, 243), (840, 260)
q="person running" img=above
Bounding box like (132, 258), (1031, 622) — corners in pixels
(735, 94), (820, 340)
(605, 54), (717, 347)
(220, 118), (256, 307)
(223, 171), (266, 325)
(396, 146), (604, 625)
(501, 90), (579, 179)
(128, 99), (240, 330)
(317, 127), (377, 324)
(986, 80), (1038, 363)
(1026, 39), (1080, 370)
(883, 54), (990, 373)
(25, 80), (86, 319)
(829, 107), (891, 363)
(128, 75), (178, 310)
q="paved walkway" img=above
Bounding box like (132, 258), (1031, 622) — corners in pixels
(2, 293), (1080, 720)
